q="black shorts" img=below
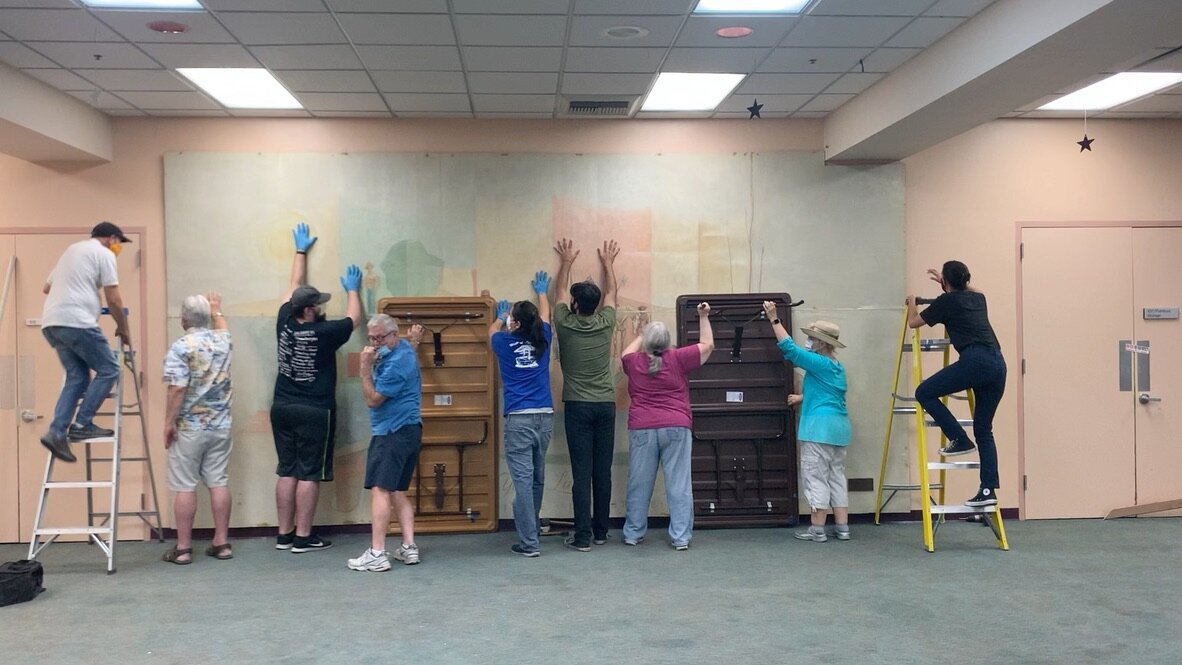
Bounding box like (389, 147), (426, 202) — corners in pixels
(364, 424), (423, 492)
(271, 403), (336, 482)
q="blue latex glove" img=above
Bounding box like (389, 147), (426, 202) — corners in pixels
(293, 222), (317, 252)
(340, 264), (362, 292)
(531, 270), (551, 295)
(495, 299), (511, 322)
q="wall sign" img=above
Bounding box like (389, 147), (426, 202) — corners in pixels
(1143, 307), (1179, 320)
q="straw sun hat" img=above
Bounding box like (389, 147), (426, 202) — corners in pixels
(800, 320), (845, 348)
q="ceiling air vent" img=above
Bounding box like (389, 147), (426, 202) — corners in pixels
(562, 96), (639, 118)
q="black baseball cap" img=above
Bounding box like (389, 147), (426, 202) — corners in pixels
(91, 221), (131, 243)
(291, 285), (331, 311)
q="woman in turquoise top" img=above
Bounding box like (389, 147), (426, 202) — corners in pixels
(763, 301), (851, 543)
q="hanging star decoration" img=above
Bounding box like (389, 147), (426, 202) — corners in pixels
(747, 98), (763, 119)
(1077, 134), (1094, 152)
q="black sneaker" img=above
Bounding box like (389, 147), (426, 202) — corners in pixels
(965, 487), (998, 507)
(68, 423), (114, 441)
(939, 438), (976, 457)
(563, 536), (591, 552)
(511, 544), (540, 558)
(593, 534), (610, 546)
(275, 530), (296, 550)
(39, 431), (76, 463)
(290, 534), (332, 553)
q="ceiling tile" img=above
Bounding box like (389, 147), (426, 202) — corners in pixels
(714, 110), (792, 118)
(382, 92), (471, 112)
(336, 13), (455, 45)
(1134, 48), (1182, 72)
(454, 15), (568, 46)
(860, 47), (920, 72)
(0, 40), (55, 67)
(278, 70), (376, 92)
(139, 43), (258, 68)
(664, 48), (773, 74)
(253, 44), (363, 69)
(395, 111), (474, 117)
(228, 109), (312, 117)
(96, 10), (236, 44)
(1100, 110), (1180, 118)
(311, 111), (393, 117)
(564, 47), (663, 73)
(463, 46), (562, 71)
(357, 45), (460, 69)
(468, 72), (557, 94)
(737, 72), (840, 94)
(675, 16), (797, 48)
(371, 70), (466, 93)
(824, 71), (883, 94)
(568, 15), (682, 48)
(717, 93), (810, 113)
(0, 0), (76, 7)
(798, 93), (853, 112)
(26, 42), (160, 69)
(925, 0), (994, 17)
(561, 72), (652, 95)
(67, 90), (133, 109)
(573, 0), (693, 15)
(326, 0), (447, 11)
(452, 0), (569, 13)
(295, 92), (388, 111)
(884, 17), (963, 48)
(758, 47), (870, 73)
(475, 112), (554, 118)
(1113, 93), (1182, 113)
(791, 111), (827, 118)
(810, 0), (931, 15)
(218, 12), (346, 45)
(22, 68), (94, 90)
(116, 90), (219, 110)
(146, 109), (231, 117)
(104, 109), (146, 116)
(471, 93), (555, 112)
(79, 68), (193, 91)
(0, 8), (123, 41)
(203, 0), (327, 11)
(781, 16), (911, 47)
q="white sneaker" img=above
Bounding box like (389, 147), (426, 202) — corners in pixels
(347, 548), (390, 572)
(392, 542), (420, 565)
(794, 526), (828, 542)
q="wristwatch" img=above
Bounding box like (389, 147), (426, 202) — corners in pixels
(772, 318), (780, 325)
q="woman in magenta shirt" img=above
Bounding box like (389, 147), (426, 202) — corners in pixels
(619, 303), (714, 550)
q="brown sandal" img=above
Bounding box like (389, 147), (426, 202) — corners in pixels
(162, 547), (192, 565)
(205, 543), (233, 560)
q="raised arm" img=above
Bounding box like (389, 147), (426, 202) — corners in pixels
(488, 299), (511, 339)
(696, 302), (714, 365)
(208, 291), (228, 331)
(358, 345), (386, 408)
(598, 239), (619, 311)
(283, 222), (317, 303)
(103, 285), (131, 346)
(553, 238), (578, 303)
(906, 296), (926, 329)
(762, 300), (790, 342)
(532, 270), (551, 323)
(622, 310), (647, 356)
(340, 264), (363, 328)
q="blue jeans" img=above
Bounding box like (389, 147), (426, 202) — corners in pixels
(504, 412), (553, 552)
(564, 401), (615, 545)
(915, 345), (1006, 489)
(42, 326), (120, 436)
(623, 427), (694, 547)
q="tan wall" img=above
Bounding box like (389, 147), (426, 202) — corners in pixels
(903, 118), (1182, 507)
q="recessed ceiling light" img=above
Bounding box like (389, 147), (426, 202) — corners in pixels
(694, 0), (810, 14)
(1039, 72), (1182, 110)
(177, 68), (302, 109)
(81, 0), (203, 8)
(148, 21), (189, 34)
(641, 72), (746, 112)
(602, 26), (650, 40)
(716, 26), (754, 38)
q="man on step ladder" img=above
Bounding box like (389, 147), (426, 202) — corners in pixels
(39, 222), (133, 463)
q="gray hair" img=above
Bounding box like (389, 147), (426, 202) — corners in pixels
(642, 321), (672, 375)
(367, 313), (399, 334)
(180, 294), (210, 330)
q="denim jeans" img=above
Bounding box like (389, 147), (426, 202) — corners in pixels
(42, 326), (120, 436)
(915, 345), (1006, 489)
(504, 412), (553, 552)
(564, 401), (616, 545)
(623, 427), (694, 547)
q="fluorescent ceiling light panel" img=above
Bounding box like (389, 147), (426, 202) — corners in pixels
(81, 0), (203, 8)
(1039, 72), (1182, 110)
(641, 72), (745, 111)
(177, 68), (302, 109)
(694, 0), (811, 14)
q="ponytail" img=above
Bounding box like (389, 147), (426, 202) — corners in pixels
(641, 321), (672, 376)
(942, 260), (971, 291)
(511, 301), (547, 355)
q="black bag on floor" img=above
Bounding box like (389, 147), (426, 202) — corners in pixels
(0, 559), (45, 607)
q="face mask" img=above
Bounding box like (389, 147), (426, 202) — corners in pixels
(314, 311), (327, 323)
(803, 338), (815, 351)
(376, 345), (393, 360)
(108, 242), (122, 256)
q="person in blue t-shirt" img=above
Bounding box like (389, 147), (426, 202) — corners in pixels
(489, 271), (554, 557)
(764, 301), (852, 543)
(346, 314), (425, 573)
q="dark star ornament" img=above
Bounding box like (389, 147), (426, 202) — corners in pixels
(747, 99), (763, 119)
(1077, 134), (1094, 152)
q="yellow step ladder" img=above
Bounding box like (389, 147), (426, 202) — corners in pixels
(874, 299), (1008, 552)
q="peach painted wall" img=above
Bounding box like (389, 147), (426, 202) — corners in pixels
(903, 118), (1182, 509)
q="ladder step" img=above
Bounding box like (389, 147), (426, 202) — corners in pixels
(70, 436), (117, 444)
(928, 461), (980, 470)
(930, 504), (997, 515)
(881, 483), (945, 491)
(91, 511), (159, 518)
(902, 338), (952, 351)
(34, 527), (112, 535)
(88, 457), (146, 463)
(45, 480), (115, 489)
(927, 418), (974, 427)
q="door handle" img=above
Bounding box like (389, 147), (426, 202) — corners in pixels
(1138, 393), (1162, 405)
(20, 409), (42, 423)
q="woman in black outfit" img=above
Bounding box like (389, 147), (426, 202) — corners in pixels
(906, 260), (1006, 507)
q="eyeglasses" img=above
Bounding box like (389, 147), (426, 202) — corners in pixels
(367, 331), (395, 343)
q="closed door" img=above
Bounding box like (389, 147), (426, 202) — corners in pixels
(1021, 226), (1182, 519)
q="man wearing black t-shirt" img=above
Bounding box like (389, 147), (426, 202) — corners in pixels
(272, 223), (363, 553)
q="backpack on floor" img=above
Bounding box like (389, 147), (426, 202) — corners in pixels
(0, 559), (45, 607)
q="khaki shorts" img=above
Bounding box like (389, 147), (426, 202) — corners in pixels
(167, 429), (232, 492)
(800, 440), (848, 510)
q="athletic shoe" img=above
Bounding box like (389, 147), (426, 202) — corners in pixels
(511, 544), (540, 558)
(794, 526), (828, 542)
(39, 431), (76, 463)
(833, 526), (851, 541)
(563, 536), (591, 552)
(965, 487), (999, 507)
(392, 542), (420, 565)
(939, 438), (976, 457)
(593, 533), (610, 546)
(347, 548), (390, 572)
(671, 542), (690, 551)
(275, 530), (296, 550)
(623, 537), (644, 546)
(68, 423), (114, 441)
(290, 534), (332, 553)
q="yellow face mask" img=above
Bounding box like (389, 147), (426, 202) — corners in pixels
(108, 242), (122, 256)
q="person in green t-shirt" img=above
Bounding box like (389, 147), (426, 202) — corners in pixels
(552, 237), (621, 551)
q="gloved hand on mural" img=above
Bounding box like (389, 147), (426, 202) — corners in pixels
(531, 270), (551, 295)
(293, 222), (317, 253)
(341, 264), (363, 292)
(496, 299), (512, 322)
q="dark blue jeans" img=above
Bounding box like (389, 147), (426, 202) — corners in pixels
(564, 401), (616, 545)
(42, 326), (120, 436)
(915, 345), (1006, 489)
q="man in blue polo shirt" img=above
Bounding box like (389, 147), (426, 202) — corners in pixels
(347, 313), (425, 572)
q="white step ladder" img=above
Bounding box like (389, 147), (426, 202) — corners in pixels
(28, 341), (164, 574)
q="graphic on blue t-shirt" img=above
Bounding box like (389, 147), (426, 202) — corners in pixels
(513, 341), (539, 369)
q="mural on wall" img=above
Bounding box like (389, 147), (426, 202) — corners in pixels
(164, 151), (905, 528)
